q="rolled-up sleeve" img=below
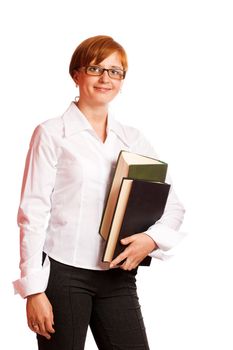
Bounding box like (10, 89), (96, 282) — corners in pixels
(146, 176), (186, 259)
(131, 134), (186, 259)
(13, 125), (57, 298)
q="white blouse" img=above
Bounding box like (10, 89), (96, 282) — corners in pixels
(13, 102), (185, 298)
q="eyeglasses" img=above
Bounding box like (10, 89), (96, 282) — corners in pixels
(82, 65), (126, 80)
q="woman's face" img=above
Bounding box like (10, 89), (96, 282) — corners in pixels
(73, 52), (124, 108)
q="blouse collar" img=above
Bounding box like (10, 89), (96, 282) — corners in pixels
(62, 102), (130, 146)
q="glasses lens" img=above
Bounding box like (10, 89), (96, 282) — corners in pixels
(86, 66), (103, 76)
(108, 69), (125, 80)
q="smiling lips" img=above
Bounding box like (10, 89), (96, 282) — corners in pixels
(94, 86), (112, 93)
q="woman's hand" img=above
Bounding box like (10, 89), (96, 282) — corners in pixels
(26, 292), (55, 339)
(110, 233), (158, 270)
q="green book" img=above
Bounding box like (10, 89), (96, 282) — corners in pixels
(99, 150), (168, 240)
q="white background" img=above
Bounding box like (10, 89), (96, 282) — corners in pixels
(1, 0), (232, 349)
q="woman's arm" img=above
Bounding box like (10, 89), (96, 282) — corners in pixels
(110, 132), (185, 269)
(13, 124), (57, 298)
(13, 124), (58, 337)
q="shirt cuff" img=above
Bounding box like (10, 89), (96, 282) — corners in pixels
(12, 256), (50, 298)
(146, 223), (187, 260)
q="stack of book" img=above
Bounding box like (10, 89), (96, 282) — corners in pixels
(99, 150), (170, 266)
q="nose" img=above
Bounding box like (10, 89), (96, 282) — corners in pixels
(99, 70), (110, 83)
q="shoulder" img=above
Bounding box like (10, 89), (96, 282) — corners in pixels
(113, 118), (159, 158)
(111, 118), (143, 147)
(40, 115), (64, 137)
(29, 114), (65, 151)
(30, 108), (66, 142)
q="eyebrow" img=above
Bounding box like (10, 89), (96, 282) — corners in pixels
(111, 66), (124, 70)
(94, 64), (124, 70)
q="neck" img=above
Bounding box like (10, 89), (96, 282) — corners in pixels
(76, 100), (108, 126)
(75, 100), (108, 143)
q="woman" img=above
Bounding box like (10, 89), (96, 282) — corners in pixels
(13, 35), (185, 349)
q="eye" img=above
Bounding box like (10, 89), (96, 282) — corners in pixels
(87, 66), (103, 74)
(109, 69), (123, 77)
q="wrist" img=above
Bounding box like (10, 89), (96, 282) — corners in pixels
(144, 233), (158, 251)
(27, 292), (44, 300)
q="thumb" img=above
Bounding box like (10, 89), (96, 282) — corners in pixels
(121, 235), (136, 245)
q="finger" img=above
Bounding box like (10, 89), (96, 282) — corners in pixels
(110, 251), (127, 268)
(29, 322), (40, 333)
(29, 322), (50, 339)
(121, 235), (136, 245)
(120, 260), (131, 271)
(40, 318), (56, 339)
(51, 310), (54, 327)
(45, 317), (55, 334)
(38, 324), (53, 340)
(120, 257), (137, 271)
(29, 320), (50, 339)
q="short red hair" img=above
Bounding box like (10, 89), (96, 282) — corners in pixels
(69, 35), (128, 78)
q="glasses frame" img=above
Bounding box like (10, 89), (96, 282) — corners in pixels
(81, 65), (126, 80)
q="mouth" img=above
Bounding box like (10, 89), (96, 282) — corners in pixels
(94, 86), (112, 93)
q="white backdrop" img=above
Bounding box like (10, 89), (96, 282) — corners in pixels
(1, 0), (232, 349)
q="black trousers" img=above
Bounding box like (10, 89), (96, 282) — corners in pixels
(37, 257), (150, 350)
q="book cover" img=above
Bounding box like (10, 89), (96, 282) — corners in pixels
(99, 151), (168, 240)
(102, 178), (171, 266)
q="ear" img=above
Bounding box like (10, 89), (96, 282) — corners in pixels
(72, 70), (80, 85)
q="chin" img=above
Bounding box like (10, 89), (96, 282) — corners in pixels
(94, 94), (115, 105)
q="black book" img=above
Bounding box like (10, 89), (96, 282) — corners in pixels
(102, 178), (171, 266)
(99, 151), (168, 241)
